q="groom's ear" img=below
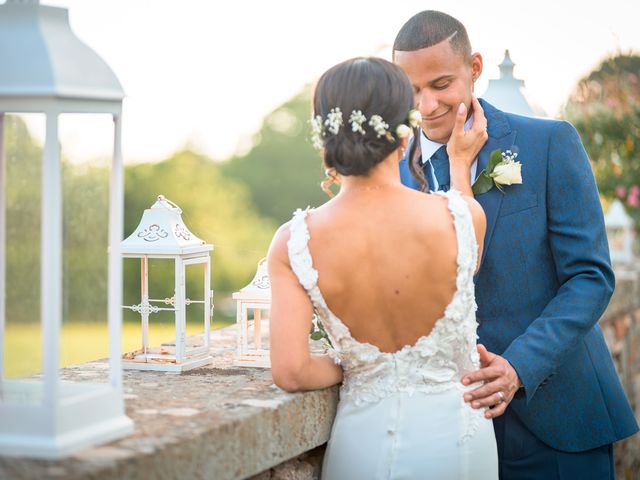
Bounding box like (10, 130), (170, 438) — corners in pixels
(470, 52), (483, 84)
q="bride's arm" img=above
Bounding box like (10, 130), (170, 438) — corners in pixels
(267, 224), (343, 392)
(447, 96), (488, 196)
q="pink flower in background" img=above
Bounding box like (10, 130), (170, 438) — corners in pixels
(616, 186), (626, 199)
(627, 185), (640, 208)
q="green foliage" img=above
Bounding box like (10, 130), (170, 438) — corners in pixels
(564, 53), (640, 215)
(472, 150), (504, 195)
(221, 87), (330, 224)
(4, 115), (43, 325)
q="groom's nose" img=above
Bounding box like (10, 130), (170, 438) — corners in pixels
(416, 89), (439, 117)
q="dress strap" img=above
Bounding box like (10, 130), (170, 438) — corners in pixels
(286, 208), (351, 349)
(434, 189), (478, 286)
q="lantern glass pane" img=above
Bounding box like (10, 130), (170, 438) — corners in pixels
(122, 257), (181, 353)
(185, 262), (207, 339)
(246, 307), (270, 351)
(59, 114), (112, 370)
(3, 114), (44, 380)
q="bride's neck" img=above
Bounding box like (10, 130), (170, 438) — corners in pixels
(338, 151), (402, 194)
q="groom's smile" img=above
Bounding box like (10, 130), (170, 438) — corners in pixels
(394, 39), (483, 144)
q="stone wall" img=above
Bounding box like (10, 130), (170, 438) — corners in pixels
(1, 272), (638, 480)
(599, 267), (640, 479)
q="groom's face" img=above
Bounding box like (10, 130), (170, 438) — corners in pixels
(395, 40), (482, 144)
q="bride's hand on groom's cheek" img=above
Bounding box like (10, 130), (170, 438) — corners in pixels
(461, 344), (522, 419)
(447, 95), (488, 172)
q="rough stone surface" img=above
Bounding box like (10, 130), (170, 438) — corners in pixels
(0, 325), (338, 480)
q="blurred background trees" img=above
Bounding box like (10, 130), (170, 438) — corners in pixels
(564, 53), (640, 216)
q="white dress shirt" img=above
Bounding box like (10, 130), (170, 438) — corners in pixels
(420, 114), (478, 191)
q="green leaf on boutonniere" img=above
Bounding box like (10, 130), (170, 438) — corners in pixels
(472, 172), (494, 195)
(472, 149), (503, 195)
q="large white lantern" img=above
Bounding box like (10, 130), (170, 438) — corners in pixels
(0, 0), (133, 458)
(233, 259), (271, 368)
(121, 195), (214, 372)
(605, 199), (636, 265)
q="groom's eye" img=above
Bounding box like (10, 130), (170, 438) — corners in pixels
(433, 82), (450, 90)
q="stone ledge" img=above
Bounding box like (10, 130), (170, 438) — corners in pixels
(0, 325), (339, 480)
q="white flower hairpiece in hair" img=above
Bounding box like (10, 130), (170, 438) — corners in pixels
(349, 110), (367, 134)
(395, 124), (411, 138)
(309, 108), (421, 149)
(325, 108), (343, 135)
(408, 109), (422, 128)
(310, 115), (325, 150)
(368, 115), (390, 139)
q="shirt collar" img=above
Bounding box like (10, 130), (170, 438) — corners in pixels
(420, 113), (474, 164)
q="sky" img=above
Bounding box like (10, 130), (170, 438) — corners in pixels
(34, 0), (640, 163)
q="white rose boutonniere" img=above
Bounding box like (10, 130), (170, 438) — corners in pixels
(472, 149), (522, 195)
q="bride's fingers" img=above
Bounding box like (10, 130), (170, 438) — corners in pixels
(452, 102), (467, 138)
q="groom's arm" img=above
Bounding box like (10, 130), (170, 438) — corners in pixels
(501, 121), (614, 404)
(462, 121), (614, 413)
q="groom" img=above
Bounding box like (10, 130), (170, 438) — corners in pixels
(394, 10), (638, 479)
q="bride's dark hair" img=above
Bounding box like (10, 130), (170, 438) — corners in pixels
(313, 57), (414, 176)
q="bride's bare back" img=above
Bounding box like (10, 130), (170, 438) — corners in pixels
(305, 185), (482, 354)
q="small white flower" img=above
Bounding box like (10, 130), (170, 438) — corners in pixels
(309, 115), (325, 150)
(395, 124), (411, 138)
(325, 108), (343, 135)
(491, 160), (522, 185)
(349, 110), (367, 134)
(408, 109), (422, 128)
(368, 115), (389, 138)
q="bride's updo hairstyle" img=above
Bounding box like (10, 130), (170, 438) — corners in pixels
(313, 57), (414, 176)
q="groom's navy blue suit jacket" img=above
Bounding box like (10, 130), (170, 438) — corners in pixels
(400, 99), (638, 452)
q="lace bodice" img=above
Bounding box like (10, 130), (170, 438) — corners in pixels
(287, 190), (480, 408)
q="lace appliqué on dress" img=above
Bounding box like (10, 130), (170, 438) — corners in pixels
(286, 191), (483, 442)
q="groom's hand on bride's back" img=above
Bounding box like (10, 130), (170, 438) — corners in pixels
(461, 344), (522, 419)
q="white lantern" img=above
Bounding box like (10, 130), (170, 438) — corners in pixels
(233, 259), (271, 367)
(0, 0), (132, 458)
(121, 195), (214, 372)
(605, 199), (636, 264)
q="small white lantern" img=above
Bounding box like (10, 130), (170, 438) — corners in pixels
(233, 259), (271, 368)
(0, 0), (132, 458)
(605, 199), (636, 264)
(121, 195), (214, 372)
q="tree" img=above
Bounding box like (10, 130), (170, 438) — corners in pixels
(221, 87), (330, 225)
(564, 53), (640, 215)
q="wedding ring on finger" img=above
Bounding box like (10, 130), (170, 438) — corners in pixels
(496, 391), (505, 404)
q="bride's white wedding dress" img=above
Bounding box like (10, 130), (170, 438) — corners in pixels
(287, 189), (499, 480)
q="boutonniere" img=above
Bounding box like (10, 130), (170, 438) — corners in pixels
(472, 149), (522, 195)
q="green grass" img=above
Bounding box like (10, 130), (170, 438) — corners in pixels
(3, 318), (234, 378)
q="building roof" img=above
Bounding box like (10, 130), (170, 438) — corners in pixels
(481, 50), (547, 118)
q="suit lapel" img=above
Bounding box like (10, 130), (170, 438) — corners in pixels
(474, 100), (517, 266)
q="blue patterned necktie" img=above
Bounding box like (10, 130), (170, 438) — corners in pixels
(431, 145), (450, 192)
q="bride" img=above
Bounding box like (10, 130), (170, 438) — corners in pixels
(268, 57), (498, 479)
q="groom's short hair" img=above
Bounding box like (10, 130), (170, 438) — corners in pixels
(393, 11), (472, 61)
